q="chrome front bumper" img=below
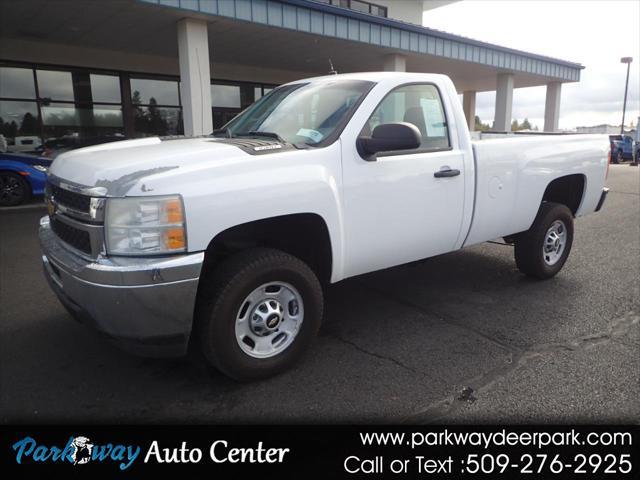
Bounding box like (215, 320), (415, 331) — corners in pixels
(39, 216), (204, 357)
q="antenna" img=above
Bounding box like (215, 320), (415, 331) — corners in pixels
(328, 58), (337, 75)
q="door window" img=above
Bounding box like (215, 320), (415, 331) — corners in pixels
(364, 84), (450, 151)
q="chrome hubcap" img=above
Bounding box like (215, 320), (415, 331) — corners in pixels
(235, 281), (304, 358)
(251, 298), (285, 334)
(543, 220), (567, 266)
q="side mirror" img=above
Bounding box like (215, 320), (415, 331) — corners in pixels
(357, 122), (422, 160)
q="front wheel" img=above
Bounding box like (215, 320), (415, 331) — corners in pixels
(0, 171), (31, 206)
(514, 202), (574, 279)
(195, 248), (323, 381)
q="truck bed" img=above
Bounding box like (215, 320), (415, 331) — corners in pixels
(463, 134), (609, 247)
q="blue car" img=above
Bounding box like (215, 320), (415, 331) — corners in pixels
(610, 135), (634, 163)
(0, 152), (51, 206)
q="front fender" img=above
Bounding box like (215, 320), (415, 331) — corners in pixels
(176, 143), (345, 282)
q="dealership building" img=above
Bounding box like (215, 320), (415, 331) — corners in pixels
(0, 0), (584, 145)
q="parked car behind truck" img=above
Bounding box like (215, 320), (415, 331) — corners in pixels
(39, 72), (609, 380)
(609, 134), (634, 163)
(0, 152), (50, 206)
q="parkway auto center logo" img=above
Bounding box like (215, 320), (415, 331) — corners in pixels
(10, 435), (291, 472)
(12, 435), (141, 470)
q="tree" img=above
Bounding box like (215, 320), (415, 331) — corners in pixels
(474, 115), (491, 132)
(132, 90), (150, 134)
(146, 97), (169, 136)
(131, 90), (142, 106)
(19, 112), (38, 135)
(521, 118), (532, 130)
(0, 118), (18, 139)
(511, 119), (519, 131)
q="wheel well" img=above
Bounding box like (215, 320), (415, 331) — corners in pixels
(201, 213), (333, 284)
(541, 174), (585, 215)
(0, 170), (32, 192)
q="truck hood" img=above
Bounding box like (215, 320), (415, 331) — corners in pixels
(48, 137), (257, 196)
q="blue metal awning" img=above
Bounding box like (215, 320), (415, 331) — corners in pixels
(138, 0), (583, 82)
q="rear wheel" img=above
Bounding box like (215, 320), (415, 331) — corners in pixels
(514, 202), (574, 279)
(0, 171), (30, 206)
(617, 150), (624, 163)
(195, 247), (323, 381)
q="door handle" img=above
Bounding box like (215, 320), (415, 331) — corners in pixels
(434, 167), (460, 178)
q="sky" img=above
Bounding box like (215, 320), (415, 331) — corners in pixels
(422, 0), (640, 130)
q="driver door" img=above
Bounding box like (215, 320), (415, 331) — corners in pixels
(341, 83), (467, 278)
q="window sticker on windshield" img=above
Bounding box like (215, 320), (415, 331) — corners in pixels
(296, 128), (324, 143)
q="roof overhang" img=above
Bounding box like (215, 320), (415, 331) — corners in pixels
(0, 0), (583, 92)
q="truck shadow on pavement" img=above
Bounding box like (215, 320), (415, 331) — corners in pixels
(4, 245), (590, 424)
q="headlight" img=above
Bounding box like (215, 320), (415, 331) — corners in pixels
(105, 195), (186, 255)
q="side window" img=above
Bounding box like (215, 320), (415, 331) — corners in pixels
(364, 84), (450, 151)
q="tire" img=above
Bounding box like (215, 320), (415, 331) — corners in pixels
(0, 171), (31, 206)
(617, 150), (624, 163)
(195, 247), (323, 381)
(514, 202), (574, 280)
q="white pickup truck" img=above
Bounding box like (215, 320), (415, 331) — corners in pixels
(40, 72), (609, 380)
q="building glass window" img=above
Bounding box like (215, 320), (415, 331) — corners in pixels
(370, 5), (385, 16)
(1, 65), (289, 146)
(253, 86), (274, 102)
(0, 100), (39, 140)
(90, 74), (121, 103)
(130, 77), (182, 137)
(0, 67), (36, 99)
(0, 64), (133, 149)
(130, 78), (180, 106)
(92, 105), (124, 127)
(133, 106), (182, 137)
(211, 84), (241, 108)
(40, 103), (123, 139)
(316, 0), (387, 17)
(211, 83), (277, 130)
(350, 0), (370, 13)
(36, 70), (75, 101)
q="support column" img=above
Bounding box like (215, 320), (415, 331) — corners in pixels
(177, 18), (212, 136)
(462, 91), (476, 131)
(383, 54), (406, 72)
(544, 82), (562, 132)
(494, 73), (514, 132)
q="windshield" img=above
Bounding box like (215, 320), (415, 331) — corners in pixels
(221, 80), (373, 146)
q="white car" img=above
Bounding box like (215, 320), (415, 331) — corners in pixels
(9, 135), (41, 153)
(40, 72), (609, 380)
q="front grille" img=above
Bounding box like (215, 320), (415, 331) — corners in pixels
(50, 183), (91, 214)
(50, 217), (92, 254)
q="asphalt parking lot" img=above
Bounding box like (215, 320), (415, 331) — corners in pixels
(1, 165), (638, 424)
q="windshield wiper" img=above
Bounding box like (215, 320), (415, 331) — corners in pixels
(236, 131), (284, 142)
(211, 128), (233, 138)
